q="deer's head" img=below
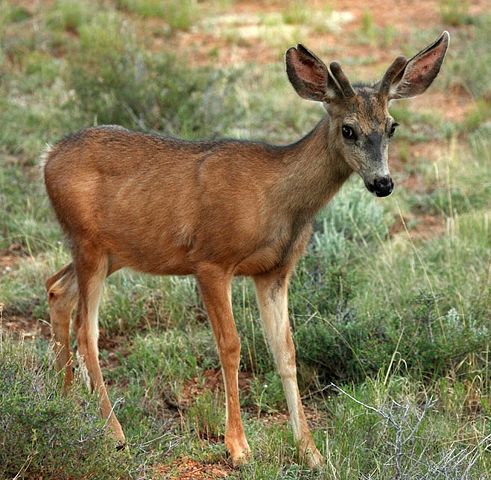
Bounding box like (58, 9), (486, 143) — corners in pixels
(286, 32), (449, 197)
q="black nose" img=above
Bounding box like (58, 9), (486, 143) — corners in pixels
(366, 176), (394, 197)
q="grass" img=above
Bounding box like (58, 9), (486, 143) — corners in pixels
(0, 2), (490, 479)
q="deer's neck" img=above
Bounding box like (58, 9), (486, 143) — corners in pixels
(275, 117), (352, 219)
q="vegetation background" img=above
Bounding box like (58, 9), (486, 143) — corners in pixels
(0, 0), (489, 478)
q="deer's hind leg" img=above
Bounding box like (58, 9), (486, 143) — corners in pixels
(46, 263), (78, 391)
(72, 243), (125, 446)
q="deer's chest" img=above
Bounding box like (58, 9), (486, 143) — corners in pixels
(234, 217), (313, 276)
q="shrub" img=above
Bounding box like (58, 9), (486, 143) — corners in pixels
(46, 0), (91, 33)
(439, 0), (473, 26)
(0, 335), (130, 479)
(65, 12), (244, 136)
(66, 13), (150, 127)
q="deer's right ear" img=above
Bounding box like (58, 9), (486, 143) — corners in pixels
(286, 45), (342, 102)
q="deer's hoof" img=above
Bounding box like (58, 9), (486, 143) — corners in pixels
(226, 437), (251, 467)
(231, 447), (251, 467)
(299, 440), (324, 469)
(305, 447), (324, 469)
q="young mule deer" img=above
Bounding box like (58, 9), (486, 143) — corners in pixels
(44, 32), (449, 467)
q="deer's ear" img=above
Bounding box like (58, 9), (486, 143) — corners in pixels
(389, 31), (450, 100)
(286, 44), (342, 102)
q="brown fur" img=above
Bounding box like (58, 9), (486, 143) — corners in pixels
(44, 32), (449, 468)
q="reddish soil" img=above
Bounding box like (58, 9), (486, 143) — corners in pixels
(177, 368), (252, 408)
(412, 86), (474, 123)
(390, 213), (446, 241)
(146, 0), (488, 69)
(154, 457), (232, 480)
(1, 313), (51, 339)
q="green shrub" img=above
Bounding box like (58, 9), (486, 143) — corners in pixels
(186, 390), (224, 441)
(162, 0), (199, 31)
(439, 0), (473, 26)
(282, 0), (309, 25)
(249, 371), (286, 413)
(0, 165), (61, 252)
(0, 335), (130, 479)
(46, 0), (91, 33)
(102, 272), (200, 334)
(289, 179), (389, 321)
(287, 183), (490, 385)
(65, 13), (150, 126)
(65, 12), (244, 136)
(6, 6), (32, 23)
(324, 376), (491, 479)
(408, 133), (491, 217)
(122, 330), (217, 382)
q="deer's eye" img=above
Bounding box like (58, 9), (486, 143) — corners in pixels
(389, 122), (399, 137)
(342, 125), (356, 140)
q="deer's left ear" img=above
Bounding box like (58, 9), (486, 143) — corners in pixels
(388, 31), (450, 100)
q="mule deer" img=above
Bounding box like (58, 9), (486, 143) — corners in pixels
(44, 32), (449, 467)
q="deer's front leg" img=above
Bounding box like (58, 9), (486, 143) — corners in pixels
(197, 264), (250, 465)
(254, 272), (323, 468)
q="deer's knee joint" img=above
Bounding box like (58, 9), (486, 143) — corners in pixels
(277, 363), (297, 380)
(273, 348), (297, 379)
(224, 338), (240, 357)
(219, 335), (241, 367)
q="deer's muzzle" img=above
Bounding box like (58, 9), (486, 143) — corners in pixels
(365, 176), (394, 197)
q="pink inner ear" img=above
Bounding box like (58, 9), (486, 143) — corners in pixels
(405, 46), (444, 84)
(292, 50), (326, 86)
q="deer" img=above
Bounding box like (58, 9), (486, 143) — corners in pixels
(43, 31), (449, 467)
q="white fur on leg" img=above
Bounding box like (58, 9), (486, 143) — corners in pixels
(254, 279), (303, 441)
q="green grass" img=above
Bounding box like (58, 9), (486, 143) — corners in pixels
(1, 2), (490, 479)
